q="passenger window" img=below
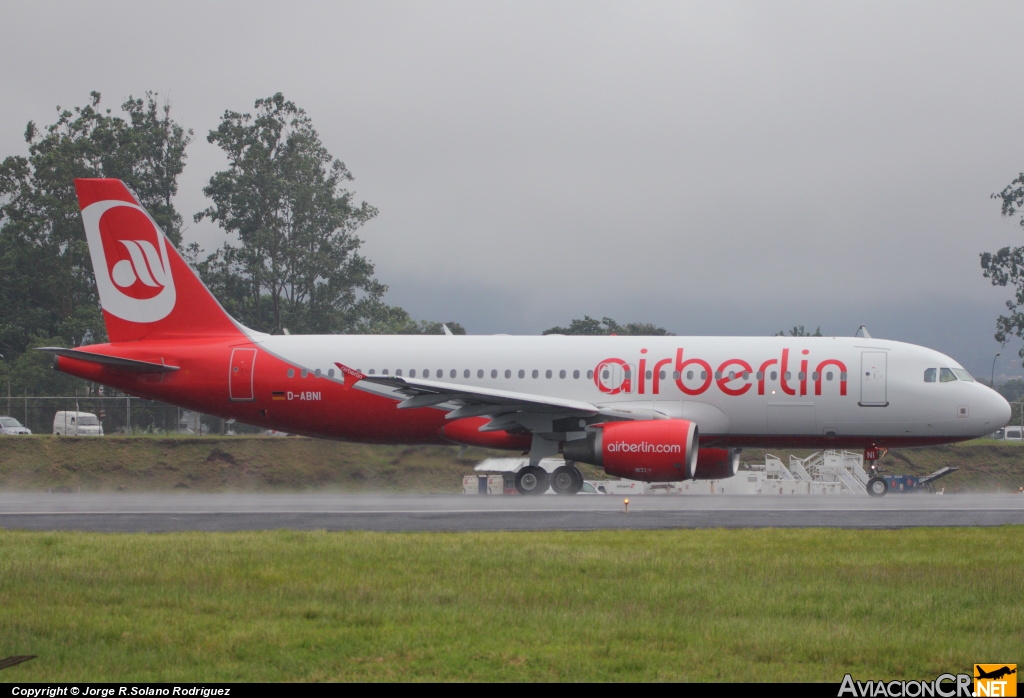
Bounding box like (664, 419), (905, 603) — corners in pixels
(287, 369), (295, 378)
(770, 371), (778, 380)
(533, 369), (539, 379)
(673, 371), (680, 380)
(368, 369), (375, 375)
(826, 372), (833, 381)
(478, 369), (484, 379)
(560, 370), (566, 379)
(450, 369), (456, 379)
(505, 369), (511, 378)
(546, 370), (552, 379)
(573, 370), (580, 379)
(315, 368), (321, 378)
(410, 369), (417, 378)
(518, 369), (525, 378)
(700, 371), (707, 380)
(811, 372), (819, 381)
(328, 368), (335, 378)
(715, 371), (722, 380)
(464, 369), (470, 379)
(756, 372), (764, 380)
(436, 369), (443, 379)
(940, 368), (957, 382)
(924, 368), (936, 383)
(491, 369), (497, 379)
(840, 372), (847, 381)
(301, 369), (308, 378)
(396, 369), (402, 377)
(645, 370), (652, 379)
(798, 372), (805, 381)
(382, 369), (389, 376)
(587, 370), (594, 379)
(659, 370), (666, 380)
(686, 371), (693, 380)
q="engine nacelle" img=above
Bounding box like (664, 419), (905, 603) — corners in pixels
(692, 448), (741, 480)
(563, 420), (698, 482)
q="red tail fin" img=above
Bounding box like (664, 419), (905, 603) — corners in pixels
(75, 179), (245, 343)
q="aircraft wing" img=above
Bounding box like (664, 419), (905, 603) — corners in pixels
(335, 362), (666, 433)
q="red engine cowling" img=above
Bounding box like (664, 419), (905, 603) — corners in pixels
(563, 420), (698, 482)
(692, 448), (741, 480)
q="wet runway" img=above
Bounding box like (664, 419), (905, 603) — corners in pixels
(0, 492), (1022, 531)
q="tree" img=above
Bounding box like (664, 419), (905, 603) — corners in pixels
(197, 94), (386, 335)
(543, 316), (673, 336)
(981, 173), (1024, 363)
(0, 92), (191, 391)
(774, 325), (823, 337)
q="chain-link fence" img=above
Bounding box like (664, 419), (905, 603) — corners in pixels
(0, 395), (261, 436)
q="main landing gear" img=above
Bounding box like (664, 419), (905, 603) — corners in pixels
(550, 463), (584, 495)
(514, 462), (584, 495)
(514, 465), (548, 495)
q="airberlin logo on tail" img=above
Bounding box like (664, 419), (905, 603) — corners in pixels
(81, 200), (176, 323)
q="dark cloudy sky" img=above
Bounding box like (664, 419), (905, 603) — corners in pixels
(4, 1), (1024, 379)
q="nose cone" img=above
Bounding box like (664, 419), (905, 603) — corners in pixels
(985, 387), (1013, 431)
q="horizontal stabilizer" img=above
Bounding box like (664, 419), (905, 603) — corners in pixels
(37, 347), (180, 373)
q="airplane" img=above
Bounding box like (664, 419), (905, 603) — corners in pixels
(40, 178), (1012, 496)
(975, 666), (1016, 681)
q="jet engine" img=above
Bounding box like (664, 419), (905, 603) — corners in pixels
(563, 419), (698, 482)
(692, 448), (741, 480)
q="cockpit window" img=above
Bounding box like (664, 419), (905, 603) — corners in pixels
(951, 368), (975, 382)
(939, 368), (957, 382)
(924, 368), (936, 383)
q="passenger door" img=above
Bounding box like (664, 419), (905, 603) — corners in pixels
(859, 351), (888, 406)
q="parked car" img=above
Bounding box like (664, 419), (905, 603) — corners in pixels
(53, 411), (104, 436)
(0, 416), (31, 435)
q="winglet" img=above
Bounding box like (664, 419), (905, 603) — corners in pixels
(334, 362), (365, 388)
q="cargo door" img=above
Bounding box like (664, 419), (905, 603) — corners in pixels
(859, 351), (888, 406)
(229, 347), (257, 402)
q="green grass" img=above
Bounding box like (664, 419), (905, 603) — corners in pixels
(1, 528), (1021, 681)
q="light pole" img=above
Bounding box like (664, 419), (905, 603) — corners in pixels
(991, 352), (1001, 388)
(0, 353), (9, 415)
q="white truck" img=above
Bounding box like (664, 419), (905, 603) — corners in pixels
(53, 411), (104, 436)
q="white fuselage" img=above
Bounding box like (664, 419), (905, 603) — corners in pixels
(253, 333), (1010, 447)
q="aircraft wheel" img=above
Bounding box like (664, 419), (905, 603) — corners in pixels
(515, 465), (549, 495)
(867, 476), (888, 497)
(551, 464), (584, 495)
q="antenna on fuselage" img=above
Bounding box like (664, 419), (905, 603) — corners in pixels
(855, 325), (872, 338)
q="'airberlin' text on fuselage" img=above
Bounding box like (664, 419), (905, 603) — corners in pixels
(594, 348), (849, 398)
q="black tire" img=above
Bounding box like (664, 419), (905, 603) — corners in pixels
(515, 465), (549, 495)
(867, 476), (888, 497)
(551, 464), (584, 495)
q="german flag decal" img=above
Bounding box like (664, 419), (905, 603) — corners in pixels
(272, 391), (286, 401)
